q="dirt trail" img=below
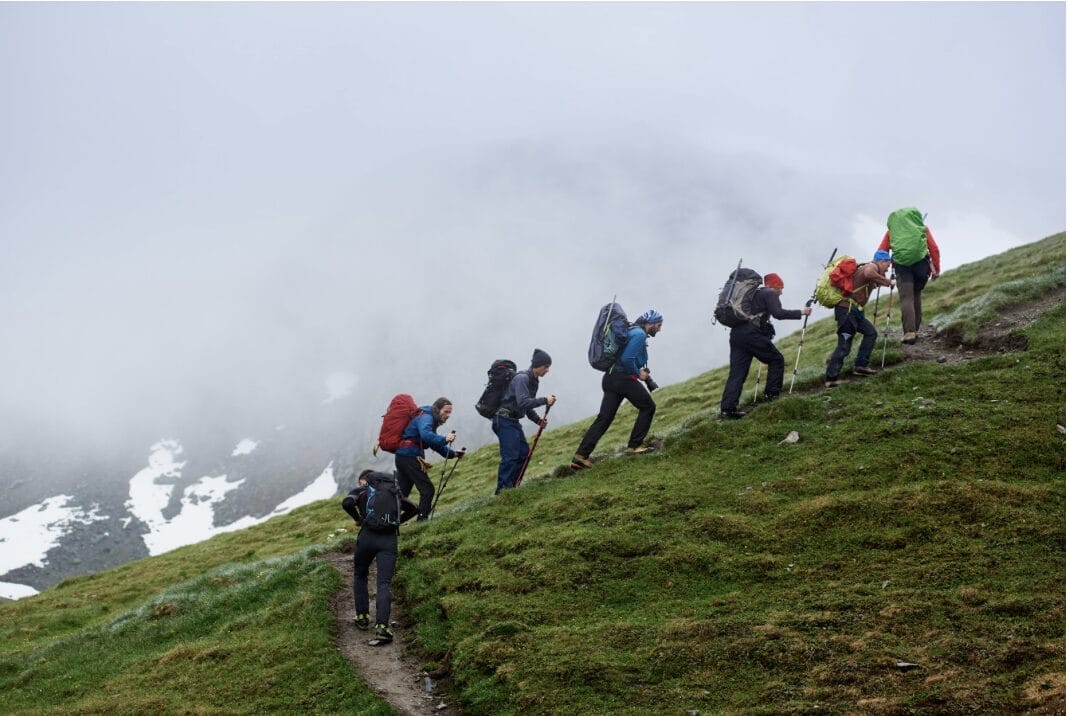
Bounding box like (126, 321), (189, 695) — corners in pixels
(325, 550), (459, 716)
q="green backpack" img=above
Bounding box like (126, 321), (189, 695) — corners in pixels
(815, 255), (858, 308)
(886, 207), (928, 265)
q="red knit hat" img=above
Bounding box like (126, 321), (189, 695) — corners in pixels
(763, 273), (784, 289)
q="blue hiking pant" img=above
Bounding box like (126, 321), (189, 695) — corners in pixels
(826, 305), (878, 379)
(492, 415), (528, 494)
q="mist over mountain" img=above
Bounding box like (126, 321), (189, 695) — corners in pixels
(0, 2), (1062, 596)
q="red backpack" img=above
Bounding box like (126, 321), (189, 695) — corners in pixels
(829, 257), (858, 295)
(375, 394), (421, 454)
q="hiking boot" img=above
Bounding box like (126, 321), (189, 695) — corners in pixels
(719, 410), (746, 420)
(352, 613), (370, 630)
(571, 455), (593, 470)
(370, 624), (394, 645)
(625, 445), (657, 455)
(824, 379), (847, 388)
(902, 331), (918, 345)
(758, 393), (780, 404)
(852, 366), (878, 376)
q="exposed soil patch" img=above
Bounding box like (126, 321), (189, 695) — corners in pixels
(324, 549), (458, 716)
(897, 288), (1063, 365)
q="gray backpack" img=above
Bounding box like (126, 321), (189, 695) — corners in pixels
(713, 266), (762, 327)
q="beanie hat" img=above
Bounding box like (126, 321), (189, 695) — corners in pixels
(531, 348), (552, 368)
(637, 309), (664, 325)
(763, 273), (784, 289)
(873, 249), (892, 262)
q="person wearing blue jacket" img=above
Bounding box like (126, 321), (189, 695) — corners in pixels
(395, 397), (463, 520)
(493, 349), (557, 494)
(572, 310), (664, 469)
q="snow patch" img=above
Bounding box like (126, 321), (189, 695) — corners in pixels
(0, 582), (39, 600)
(270, 464), (339, 515)
(231, 439), (259, 457)
(0, 495), (108, 576)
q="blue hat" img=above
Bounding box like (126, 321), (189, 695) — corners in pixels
(637, 309), (664, 325)
(874, 249), (892, 261)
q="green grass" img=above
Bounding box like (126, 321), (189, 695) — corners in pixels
(0, 232), (1064, 714)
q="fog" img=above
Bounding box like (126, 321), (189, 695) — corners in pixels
(1, 2), (1064, 466)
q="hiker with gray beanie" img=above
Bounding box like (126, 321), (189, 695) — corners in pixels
(493, 349), (556, 494)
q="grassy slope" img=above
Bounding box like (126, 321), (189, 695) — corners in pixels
(0, 234), (1063, 714)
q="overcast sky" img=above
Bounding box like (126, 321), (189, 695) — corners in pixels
(0, 2), (1064, 456)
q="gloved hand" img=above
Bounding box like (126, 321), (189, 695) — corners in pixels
(539, 418), (548, 429)
(455, 448), (466, 460)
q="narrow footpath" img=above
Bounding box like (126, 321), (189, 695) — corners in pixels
(325, 551), (459, 716)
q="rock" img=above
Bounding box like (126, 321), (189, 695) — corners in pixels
(911, 397), (935, 406)
(778, 431), (800, 445)
(895, 661), (921, 671)
(936, 356), (947, 363)
(436, 704), (448, 711)
(1058, 425), (1066, 435)
(424, 677), (435, 692)
(882, 580), (890, 589)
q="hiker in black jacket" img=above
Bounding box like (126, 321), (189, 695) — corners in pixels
(342, 470), (418, 645)
(719, 273), (811, 419)
(493, 349), (556, 494)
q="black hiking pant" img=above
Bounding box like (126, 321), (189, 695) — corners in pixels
(894, 258), (931, 334)
(353, 528), (398, 625)
(826, 305), (878, 379)
(720, 327), (785, 412)
(577, 370), (656, 457)
(395, 455), (432, 520)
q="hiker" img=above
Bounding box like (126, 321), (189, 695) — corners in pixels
(493, 349), (557, 494)
(342, 469), (418, 645)
(719, 274), (811, 419)
(572, 310), (663, 468)
(395, 398), (464, 521)
(824, 251), (894, 387)
(877, 208), (942, 344)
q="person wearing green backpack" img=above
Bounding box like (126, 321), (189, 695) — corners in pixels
(878, 208), (942, 344)
(824, 251), (894, 387)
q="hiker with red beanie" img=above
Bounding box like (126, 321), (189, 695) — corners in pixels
(719, 273), (811, 419)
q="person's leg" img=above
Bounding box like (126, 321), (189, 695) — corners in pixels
(825, 305), (856, 381)
(910, 259), (930, 332)
(373, 535), (397, 626)
(749, 334), (785, 398)
(576, 373), (626, 458)
(352, 532), (374, 616)
(495, 418), (528, 492)
(894, 262), (917, 336)
(396, 456), (433, 520)
(615, 373), (656, 448)
(854, 310), (879, 368)
(720, 333), (753, 412)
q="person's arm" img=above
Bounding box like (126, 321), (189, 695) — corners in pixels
(618, 329), (646, 376)
(511, 373), (546, 421)
(926, 227), (941, 276)
(863, 263), (893, 288)
(763, 290), (803, 321)
(877, 231), (891, 252)
(341, 487), (366, 524)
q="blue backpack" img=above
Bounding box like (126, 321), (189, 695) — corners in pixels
(588, 302), (630, 371)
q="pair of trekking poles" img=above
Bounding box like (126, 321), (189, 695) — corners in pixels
(426, 405), (552, 518)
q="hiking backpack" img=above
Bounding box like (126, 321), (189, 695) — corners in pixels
(713, 267), (763, 327)
(376, 394), (421, 454)
(814, 256), (859, 308)
(362, 472), (403, 532)
(588, 302), (630, 371)
(475, 359), (517, 418)
(886, 207), (928, 266)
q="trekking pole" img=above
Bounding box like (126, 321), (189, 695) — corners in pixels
(428, 446), (464, 520)
(880, 271), (895, 368)
(514, 404), (552, 489)
(427, 431), (456, 518)
(872, 285), (881, 323)
(789, 247), (838, 394)
(751, 364), (762, 404)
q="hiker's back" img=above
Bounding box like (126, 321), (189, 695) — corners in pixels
(886, 207), (928, 265)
